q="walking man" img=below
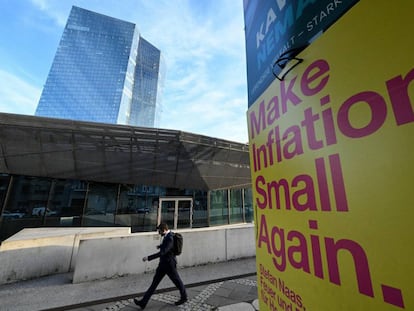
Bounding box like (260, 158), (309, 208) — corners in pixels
(134, 223), (187, 309)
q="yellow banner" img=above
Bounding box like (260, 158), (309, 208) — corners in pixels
(247, 2), (413, 310)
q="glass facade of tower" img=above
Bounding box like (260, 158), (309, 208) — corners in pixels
(129, 38), (164, 127)
(35, 6), (163, 127)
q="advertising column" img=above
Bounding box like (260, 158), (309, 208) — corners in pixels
(243, 1), (413, 310)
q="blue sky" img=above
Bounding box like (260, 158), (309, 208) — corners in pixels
(0, 0), (249, 143)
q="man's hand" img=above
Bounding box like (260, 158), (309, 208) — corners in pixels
(142, 256), (148, 262)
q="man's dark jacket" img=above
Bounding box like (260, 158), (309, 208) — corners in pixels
(148, 231), (176, 266)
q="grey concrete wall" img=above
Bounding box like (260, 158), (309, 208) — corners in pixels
(0, 227), (130, 284)
(72, 224), (255, 283)
(226, 225), (256, 259)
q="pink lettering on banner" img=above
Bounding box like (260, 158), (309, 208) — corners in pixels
(251, 59), (412, 308)
(329, 154), (348, 212)
(315, 157), (331, 212)
(280, 77), (302, 109)
(249, 100), (266, 139)
(319, 95), (338, 145)
(325, 237), (374, 297)
(309, 220), (324, 279)
(249, 60), (414, 148)
(258, 215), (406, 308)
(337, 91), (387, 138)
(386, 68), (414, 126)
(282, 125), (303, 159)
(301, 107), (324, 150)
(254, 154), (347, 213)
(381, 285), (405, 308)
(300, 59), (330, 96)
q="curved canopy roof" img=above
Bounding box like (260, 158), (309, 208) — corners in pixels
(0, 113), (251, 191)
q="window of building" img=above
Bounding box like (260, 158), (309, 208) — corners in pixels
(193, 190), (208, 228)
(0, 173), (252, 242)
(83, 182), (118, 226)
(44, 179), (86, 227)
(115, 184), (160, 232)
(1, 176), (51, 240)
(230, 188), (243, 224)
(209, 189), (228, 226)
(244, 188), (254, 223)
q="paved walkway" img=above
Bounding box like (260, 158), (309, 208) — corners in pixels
(0, 257), (258, 311)
(66, 275), (258, 311)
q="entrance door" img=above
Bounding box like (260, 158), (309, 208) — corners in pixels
(158, 197), (193, 229)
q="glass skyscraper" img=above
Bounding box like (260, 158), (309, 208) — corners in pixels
(35, 6), (164, 127)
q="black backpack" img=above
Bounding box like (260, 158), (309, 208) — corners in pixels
(172, 232), (183, 256)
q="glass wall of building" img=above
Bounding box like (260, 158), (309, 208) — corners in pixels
(83, 182), (118, 226)
(45, 179), (87, 227)
(193, 190), (208, 228)
(0, 174), (253, 242)
(230, 188), (244, 224)
(244, 188), (254, 223)
(0, 176), (51, 240)
(0, 174), (11, 215)
(115, 184), (164, 232)
(209, 189), (229, 226)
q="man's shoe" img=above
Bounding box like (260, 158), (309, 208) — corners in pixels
(174, 297), (188, 306)
(134, 298), (146, 309)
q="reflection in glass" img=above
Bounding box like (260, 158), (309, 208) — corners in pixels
(115, 184), (160, 232)
(45, 179), (87, 226)
(193, 191), (207, 228)
(0, 172), (253, 242)
(83, 183), (117, 226)
(230, 189), (243, 223)
(160, 200), (175, 228)
(0, 174), (10, 211)
(244, 188), (254, 223)
(1, 176), (51, 240)
(5, 176), (51, 217)
(177, 200), (192, 229)
(210, 189), (228, 226)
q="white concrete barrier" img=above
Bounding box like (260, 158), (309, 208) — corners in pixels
(72, 224), (255, 283)
(0, 224), (255, 285)
(226, 225), (256, 260)
(0, 227), (130, 284)
(69, 228), (132, 271)
(72, 232), (159, 283)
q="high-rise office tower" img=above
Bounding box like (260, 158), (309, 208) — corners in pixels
(35, 6), (164, 127)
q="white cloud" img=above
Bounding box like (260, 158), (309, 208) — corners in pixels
(29, 0), (70, 26)
(0, 70), (40, 115)
(132, 1), (249, 142)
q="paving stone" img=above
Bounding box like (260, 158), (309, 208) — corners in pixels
(212, 286), (234, 298)
(206, 294), (243, 307)
(217, 302), (255, 311)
